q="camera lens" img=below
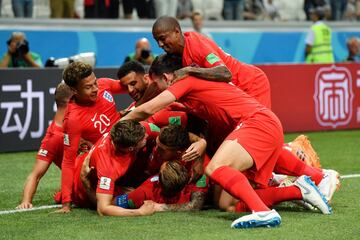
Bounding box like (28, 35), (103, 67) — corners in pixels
(141, 49), (150, 59)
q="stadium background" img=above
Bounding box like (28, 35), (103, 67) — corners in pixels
(0, 19), (360, 153)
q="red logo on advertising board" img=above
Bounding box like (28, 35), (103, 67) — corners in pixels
(314, 65), (354, 128)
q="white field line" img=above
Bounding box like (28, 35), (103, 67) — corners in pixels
(0, 204), (61, 215)
(340, 174), (360, 179)
(0, 174), (359, 215)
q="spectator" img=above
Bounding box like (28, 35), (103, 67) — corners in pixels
(305, 7), (334, 63)
(344, 0), (360, 20)
(50, 0), (75, 18)
(329, 0), (348, 20)
(344, 37), (360, 62)
(223, 0), (244, 20)
(304, 0), (328, 20)
(191, 12), (212, 38)
(0, 32), (42, 68)
(122, 0), (155, 19)
(154, 0), (177, 18)
(263, 0), (279, 20)
(177, 0), (193, 19)
(123, 38), (156, 66)
(84, 0), (111, 18)
(243, 0), (269, 20)
(272, 0), (305, 21)
(12, 0), (33, 17)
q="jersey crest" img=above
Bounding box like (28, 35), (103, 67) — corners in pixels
(103, 91), (113, 103)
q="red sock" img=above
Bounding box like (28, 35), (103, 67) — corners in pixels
(274, 148), (324, 185)
(210, 166), (270, 212)
(235, 186), (302, 213)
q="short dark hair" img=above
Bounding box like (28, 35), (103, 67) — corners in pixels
(152, 16), (182, 33)
(149, 54), (182, 77)
(159, 161), (189, 198)
(110, 120), (145, 148)
(117, 61), (145, 79)
(54, 82), (73, 108)
(159, 124), (191, 150)
(62, 62), (93, 88)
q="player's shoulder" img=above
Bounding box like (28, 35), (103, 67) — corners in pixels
(141, 121), (160, 134)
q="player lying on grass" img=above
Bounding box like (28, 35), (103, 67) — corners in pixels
(72, 120), (159, 216)
(121, 54), (333, 228)
(72, 124), (207, 210)
(115, 160), (207, 212)
(17, 82), (73, 209)
(114, 124), (209, 211)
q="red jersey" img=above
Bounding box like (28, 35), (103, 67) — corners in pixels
(167, 76), (275, 155)
(117, 175), (208, 209)
(126, 101), (188, 128)
(89, 121), (160, 195)
(182, 32), (271, 108)
(61, 78), (124, 203)
(37, 120), (63, 168)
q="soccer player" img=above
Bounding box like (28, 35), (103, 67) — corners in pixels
(121, 54), (332, 228)
(59, 61), (126, 213)
(16, 82), (72, 209)
(115, 160), (207, 212)
(75, 120), (158, 216)
(115, 124), (209, 211)
(151, 16), (339, 200)
(151, 16), (271, 108)
(117, 60), (188, 128)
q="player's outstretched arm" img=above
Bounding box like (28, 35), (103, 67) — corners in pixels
(155, 191), (206, 212)
(171, 65), (232, 85)
(122, 90), (176, 122)
(16, 160), (51, 209)
(97, 193), (155, 216)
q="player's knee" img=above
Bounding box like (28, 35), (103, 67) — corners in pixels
(205, 161), (223, 176)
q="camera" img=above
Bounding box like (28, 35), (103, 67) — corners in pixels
(140, 49), (151, 59)
(15, 40), (29, 56)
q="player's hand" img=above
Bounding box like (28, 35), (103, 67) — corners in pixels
(153, 203), (166, 212)
(138, 200), (156, 216)
(54, 203), (71, 213)
(16, 202), (33, 209)
(171, 67), (191, 85)
(182, 139), (206, 162)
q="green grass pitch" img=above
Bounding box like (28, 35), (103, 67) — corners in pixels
(0, 130), (359, 240)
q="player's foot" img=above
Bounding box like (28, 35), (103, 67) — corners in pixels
(318, 169), (341, 202)
(278, 176), (316, 211)
(231, 209), (281, 229)
(289, 135), (321, 168)
(294, 175), (332, 214)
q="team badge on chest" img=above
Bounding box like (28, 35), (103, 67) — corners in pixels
(103, 91), (113, 103)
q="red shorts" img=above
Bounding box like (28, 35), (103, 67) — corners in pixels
(225, 110), (283, 188)
(37, 123), (63, 168)
(234, 64), (271, 109)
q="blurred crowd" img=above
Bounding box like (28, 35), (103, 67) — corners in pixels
(0, 0), (359, 21)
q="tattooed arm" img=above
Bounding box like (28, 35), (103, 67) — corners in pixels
(155, 191), (206, 212)
(172, 65), (232, 84)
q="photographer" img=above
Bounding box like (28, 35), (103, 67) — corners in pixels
(0, 32), (42, 68)
(123, 37), (155, 66)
